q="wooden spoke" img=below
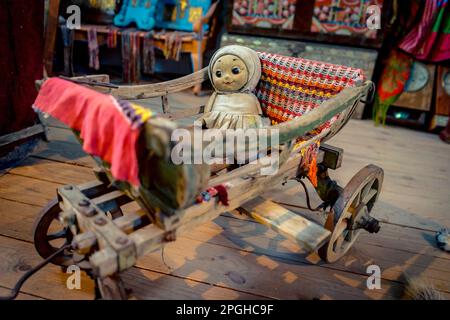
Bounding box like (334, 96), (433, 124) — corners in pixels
(46, 229), (68, 241)
(362, 188), (378, 205)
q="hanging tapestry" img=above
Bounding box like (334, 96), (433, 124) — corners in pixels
(310, 0), (383, 39)
(232, 0), (298, 30)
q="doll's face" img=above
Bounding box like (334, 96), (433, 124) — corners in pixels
(211, 55), (248, 92)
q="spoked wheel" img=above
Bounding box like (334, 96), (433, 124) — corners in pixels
(318, 165), (384, 263)
(34, 196), (125, 268)
(33, 198), (76, 267)
(96, 275), (129, 300)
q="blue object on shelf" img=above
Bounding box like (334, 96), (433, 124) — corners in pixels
(155, 0), (212, 32)
(114, 0), (157, 30)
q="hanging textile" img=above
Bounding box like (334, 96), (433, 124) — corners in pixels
(399, 0), (450, 62)
(107, 27), (118, 48)
(60, 24), (74, 75)
(162, 31), (183, 61)
(143, 31), (156, 75)
(87, 27), (100, 70)
(121, 29), (141, 83)
(33, 78), (155, 186)
(373, 50), (413, 126)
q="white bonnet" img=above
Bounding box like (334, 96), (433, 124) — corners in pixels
(208, 45), (262, 93)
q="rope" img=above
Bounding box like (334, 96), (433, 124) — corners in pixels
(296, 178), (326, 212)
(0, 244), (72, 300)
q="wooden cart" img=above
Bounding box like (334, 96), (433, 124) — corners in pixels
(33, 53), (383, 299)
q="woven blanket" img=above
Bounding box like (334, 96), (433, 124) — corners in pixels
(255, 52), (364, 186)
(33, 78), (154, 186)
(256, 52), (365, 127)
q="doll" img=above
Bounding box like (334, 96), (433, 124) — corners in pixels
(200, 45), (268, 130)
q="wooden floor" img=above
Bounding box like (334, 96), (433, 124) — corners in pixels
(0, 90), (449, 300)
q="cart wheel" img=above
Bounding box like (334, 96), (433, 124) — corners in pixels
(96, 275), (129, 300)
(318, 165), (383, 263)
(33, 198), (76, 267)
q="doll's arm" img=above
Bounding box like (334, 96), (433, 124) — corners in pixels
(204, 92), (217, 113)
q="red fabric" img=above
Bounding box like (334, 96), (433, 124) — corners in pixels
(33, 78), (141, 186)
(0, 0), (43, 135)
(213, 185), (229, 206)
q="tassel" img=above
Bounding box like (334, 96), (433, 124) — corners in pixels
(214, 185), (229, 206)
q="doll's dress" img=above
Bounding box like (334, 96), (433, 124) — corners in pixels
(201, 93), (267, 129)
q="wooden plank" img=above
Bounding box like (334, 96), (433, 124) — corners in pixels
(9, 157), (95, 185)
(0, 235), (94, 300)
(0, 174), (59, 207)
(32, 140), (95, 167)
(0, 124), (46, 148)
(0, 287), (43, 300)
(203, 213), (450, 293)
(0, 235), (260, 300)
(240, 197), (330, 252)
(132, 229), (404, 300)
(0, 199), (39, 241)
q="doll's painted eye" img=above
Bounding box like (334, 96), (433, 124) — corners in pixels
(215, 70), (222, 78)
(232, 67), (240, 75)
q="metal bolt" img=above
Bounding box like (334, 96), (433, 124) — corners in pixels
(116, 236), (129, 245)
(80, 206), (96, 217)
(78, 199), (89, 207)
(94, 217), (107, 226)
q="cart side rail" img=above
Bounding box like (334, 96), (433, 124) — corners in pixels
(109, 68), (209, 100)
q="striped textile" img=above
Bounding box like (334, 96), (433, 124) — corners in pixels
(399, 0), (440, 54)
(255, 52), (365, 126)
